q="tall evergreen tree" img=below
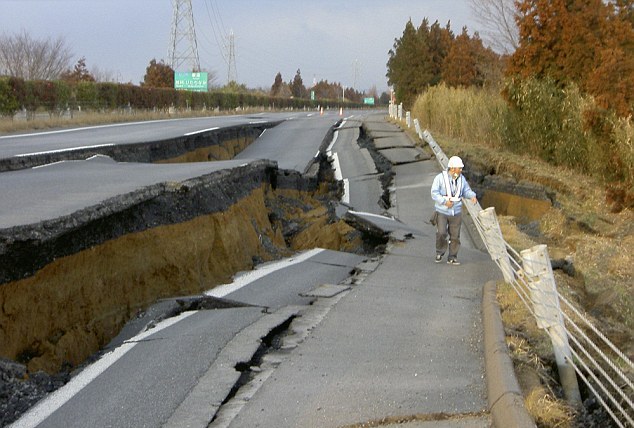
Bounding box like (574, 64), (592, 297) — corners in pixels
(271, 72), (283, 96)
(289, 69), (306, 98)
(386, 19), (434, 108)
(428, 21), (454, 85)
(442, 27), (478, 87)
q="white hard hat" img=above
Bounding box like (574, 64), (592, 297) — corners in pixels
(447, 156), (464, 168)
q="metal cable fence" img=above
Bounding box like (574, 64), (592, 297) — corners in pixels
(401, 112), (634, 427)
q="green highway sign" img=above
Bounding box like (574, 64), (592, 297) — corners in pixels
(364, 97), (375, 105)
(174, 72), (208, 92)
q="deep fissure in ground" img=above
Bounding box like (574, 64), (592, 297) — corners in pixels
(213, 316), (296, 423)
(358, 125), (394, 211)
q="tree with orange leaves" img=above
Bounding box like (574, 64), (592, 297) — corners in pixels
(442, 27), (500, 87)
(508, 0), (634, 117)
(442, 28), (478, 87)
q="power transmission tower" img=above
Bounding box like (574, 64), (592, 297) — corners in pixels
(168, 0), (201, 72)
(227, 30), (237, 83)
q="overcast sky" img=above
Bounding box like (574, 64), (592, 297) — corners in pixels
(0, 0), (482, 93)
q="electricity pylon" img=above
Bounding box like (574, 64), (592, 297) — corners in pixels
(168, 0), (201, 72)
(227, 30), (237, 83)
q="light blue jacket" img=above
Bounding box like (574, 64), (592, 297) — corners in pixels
(431, 171), (476, 216)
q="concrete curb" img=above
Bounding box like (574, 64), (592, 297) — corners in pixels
(482, 280), (537, 428)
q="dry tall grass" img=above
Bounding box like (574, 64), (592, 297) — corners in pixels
(412, 83), (634, 198)
(411, 83), (506, 148)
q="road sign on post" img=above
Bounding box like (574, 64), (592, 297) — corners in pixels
(174, 72), (208, 92)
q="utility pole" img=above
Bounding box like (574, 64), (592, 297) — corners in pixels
(168, 0), (201, 72)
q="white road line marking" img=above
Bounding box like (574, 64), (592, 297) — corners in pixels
(331, 152), (343, 181)
(14, 143), (116, 157)
(0, 119), (178, 140)
(184, 126), (220, 136)
(348, 210), (396, 220)
(10, 311), (196, 428)
(205, 248), (325, 298)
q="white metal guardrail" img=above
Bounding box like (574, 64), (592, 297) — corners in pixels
(389, 105), (633, 427)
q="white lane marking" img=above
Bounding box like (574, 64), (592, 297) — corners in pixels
(14, 143), (116, 157)
(184, 126), (220, 136)
(326, 130), (339, 154)
(331, 152), (343, 181)
(0, 119), (180, 140)
(205, 248), (325, 298)
(32, 161), (66, 169)
(389, 182), (428, 191)
(348, 210), (396, 220)
(10, 311), (197, 428)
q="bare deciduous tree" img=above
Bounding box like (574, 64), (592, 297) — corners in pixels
(0, 30), (73, 80)
(469, 0), (519, 54)
(90, 66), (119, 83)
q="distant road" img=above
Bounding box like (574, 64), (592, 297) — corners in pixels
(0, 112), (305, 159)
(235, 112), (338, 172)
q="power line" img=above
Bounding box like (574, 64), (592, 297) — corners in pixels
(202, 0), (227, 63)
(200, 0), (237, 84)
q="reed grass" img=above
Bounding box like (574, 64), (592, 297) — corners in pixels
(411, 82), (633, 193)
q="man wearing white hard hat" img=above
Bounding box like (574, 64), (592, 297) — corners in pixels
(430, 156), (478, 265)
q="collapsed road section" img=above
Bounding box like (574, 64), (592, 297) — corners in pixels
(0, 113), (409, 427)
(0, 114), (390, 376)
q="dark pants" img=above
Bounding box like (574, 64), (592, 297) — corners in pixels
(436, 212), (462, 260)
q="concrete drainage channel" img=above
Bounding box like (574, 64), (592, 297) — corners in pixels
(0, 120), (392, 426)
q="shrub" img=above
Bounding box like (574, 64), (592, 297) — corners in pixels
(500, 77), (596, 171)
(76, 81), (98, 110)
(0, 77), (20, 117)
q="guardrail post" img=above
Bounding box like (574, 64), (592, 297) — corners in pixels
(478, 207), (514, 284)
(413, 118), (423, 140)
(405, 111), (411, 128)
(521, 244), (582, 404)
(398, 103), (403, 120)
(421, 129), (449, 169)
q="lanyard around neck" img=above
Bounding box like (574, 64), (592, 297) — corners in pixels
(442, 171), (462, 198)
